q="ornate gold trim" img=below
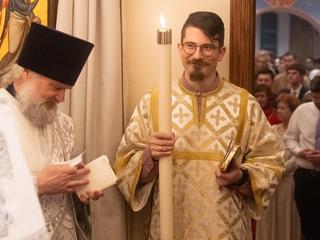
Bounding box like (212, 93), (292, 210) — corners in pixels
(191, 96), (199, 126)
(114, 155), (126, 172)
(236, 90), (249, 145)
(173, 151), (224, 161)
(199, 96), (207, 125)
(178, 76), (224, 97)
(129, 160), (143, 201)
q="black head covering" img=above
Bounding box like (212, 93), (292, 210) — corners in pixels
(17, 22), (94, 86)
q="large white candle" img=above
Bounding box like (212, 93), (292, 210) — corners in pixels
(157, 14), (173, 240)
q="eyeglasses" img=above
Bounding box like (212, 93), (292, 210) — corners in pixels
(182, 42), (219, 56)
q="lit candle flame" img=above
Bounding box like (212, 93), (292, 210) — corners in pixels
(160, 14), (166, 29)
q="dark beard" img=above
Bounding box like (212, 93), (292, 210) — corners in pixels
(190, 71), (205, 82)
(186, 59), (209, 82)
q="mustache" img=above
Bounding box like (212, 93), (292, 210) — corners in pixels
(186, 59), (210, 66)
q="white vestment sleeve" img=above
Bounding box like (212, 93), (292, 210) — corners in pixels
(0, 97), (48, 240)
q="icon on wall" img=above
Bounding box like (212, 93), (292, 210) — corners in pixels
(0, 0), (55, 77)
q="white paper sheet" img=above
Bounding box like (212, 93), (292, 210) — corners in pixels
(75, 155), (117, 197)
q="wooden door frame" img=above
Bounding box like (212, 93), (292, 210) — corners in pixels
(229, 0), (256, 92)
(48, 0), (59, 28)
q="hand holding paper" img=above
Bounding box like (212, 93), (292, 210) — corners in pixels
(38, 157), (90, 195)
(75, 155), (117, 202)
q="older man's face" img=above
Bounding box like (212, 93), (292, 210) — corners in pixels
(16, 70), (72, 127)
(256, 73), (273, 88)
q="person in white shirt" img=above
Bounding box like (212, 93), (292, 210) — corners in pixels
(284, 76), (320, 240)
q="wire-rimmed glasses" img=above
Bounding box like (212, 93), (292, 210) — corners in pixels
(182, 42), (219, 56)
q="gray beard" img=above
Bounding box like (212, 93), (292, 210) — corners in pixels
(19, 102), (58, 127)
(16, 86), (58, 127)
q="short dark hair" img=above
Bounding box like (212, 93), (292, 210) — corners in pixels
(253, 84), (276, 108)
(181, 11), (225, 47)
(287, 63), (305, 76)
(282, 52), (297, 60)
(255, 68), (275, 80)
(310, 75), (320, 93)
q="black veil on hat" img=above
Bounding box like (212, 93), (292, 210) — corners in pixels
(17, 22), (94, 86)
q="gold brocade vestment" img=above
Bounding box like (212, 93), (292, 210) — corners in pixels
(115, 79), (284, 240)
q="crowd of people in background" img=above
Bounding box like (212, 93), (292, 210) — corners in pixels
(254, 50), (320, 128)
(253, 50), (320, 240)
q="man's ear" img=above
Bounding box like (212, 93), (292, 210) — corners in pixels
(21, 68), (30, 80)
(14, 68), (30, 91)
(177, 42), (183, 56)
(217, 46), (226, 62)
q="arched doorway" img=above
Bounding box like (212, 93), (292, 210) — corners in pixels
(256, 8), (320, 61)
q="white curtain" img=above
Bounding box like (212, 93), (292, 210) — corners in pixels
(56, 1), (127, 239)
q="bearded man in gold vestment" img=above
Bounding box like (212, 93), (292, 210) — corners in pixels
(115, 11), (284, 240)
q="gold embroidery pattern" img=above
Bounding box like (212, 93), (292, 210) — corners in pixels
(149, 81), (254, 239)
(171, 81), (243, 153)
(115, 80), (283, 240)
(236, 90), (249, 145)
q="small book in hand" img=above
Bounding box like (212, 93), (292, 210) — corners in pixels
(75, 155), (117, 198)
(219, 140), (241, 173)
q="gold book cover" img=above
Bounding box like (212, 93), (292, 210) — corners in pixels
(219, 141), (241, 173)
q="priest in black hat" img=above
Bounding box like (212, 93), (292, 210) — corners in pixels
(0, 22), (102, 239)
